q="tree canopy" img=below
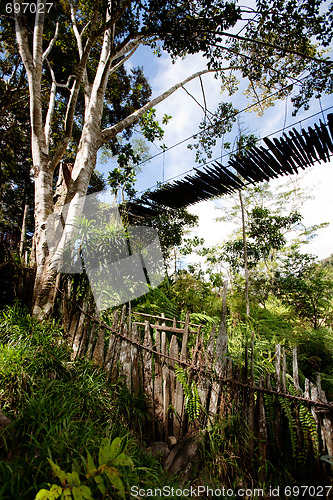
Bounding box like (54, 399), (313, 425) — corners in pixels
(0, 0), (332, 315)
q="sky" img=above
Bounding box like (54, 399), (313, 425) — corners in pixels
(97, 44), (333, 262)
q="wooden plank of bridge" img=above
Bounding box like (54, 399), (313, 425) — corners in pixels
(258, 375), (268, 471)
(197, 324), (215, 414)
(248, 332), (255, 452)
(282, 347), (287, 394)
(72, 293), (90, 359)
(180, 312), (190, 435)
(86, 322), (98, 359)
(314, 374), (333, 459)
(317, 378), (333, 457)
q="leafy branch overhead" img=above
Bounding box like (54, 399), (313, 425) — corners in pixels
(4, 0), (333, 317)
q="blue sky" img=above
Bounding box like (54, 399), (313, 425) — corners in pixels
(97, 43), (333, 260)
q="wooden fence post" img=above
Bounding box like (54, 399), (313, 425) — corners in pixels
(293, 347), (300, 394)
(258, 375), (268, 471)
(172, 335), (183, 439)
(209, 281), (228, 419)
(143, 320), (154, 438)
(131, 323), (140, 395)
(275, 344), (282, 451)
(154, 320), (164, 439)
(282, 347), (287, 394)
(104, 310), (120, 374)
(92, 326), (105, 367)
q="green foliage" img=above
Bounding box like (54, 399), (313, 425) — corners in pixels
(132, 282), (179, 319)
(139, 109), (169, 143)
(221, 207), (302, 272)
(139, 205), (199, 261)
(187, 102), (238, 162)
(189, 312), (220, 340)
(274, 251), (333, 329)
(169, 271), (222, 318)
(0, 304), (165, 499)
(263, 394), (276, 442)
(278, 396), (297, 459)
(298, 404), (319, 460)
(203, 413), (256, 490)
(35, 437), (134, 500)
(175, 366), (202, 421)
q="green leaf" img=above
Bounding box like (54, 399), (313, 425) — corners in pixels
(105, 469), (125, 500)
(86, 452), (96, 473)
(47, 459), (67, 485)
(35, 484), (62, 500)
(109, 437), (122, 461)
(94, 475), (106, 495)
(113, 452), (134, 468)
(98, 437), (111, 465)
(61, 488), (72, 500)
(72, 485), (93, 500)
(67, 471), (81, 487)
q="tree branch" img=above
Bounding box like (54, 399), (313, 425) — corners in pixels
(109, 42), (140, 77)
(33, 0), (45, 82)
(110, 36), (142, 65)
(42, 21), (59, 62)
(92, 0), (133, 40)
(216, 31), (333, 65)
(101, 68), (229, 144)
(45, 59), (57, 152)
(69, 0), (91, 105)
(15, 0), (45, 151)
(48, 1), (101, 172)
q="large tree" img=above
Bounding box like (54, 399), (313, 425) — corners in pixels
(8, 0), (333, 317)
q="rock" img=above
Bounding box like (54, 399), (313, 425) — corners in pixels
(147, 441), (170, 459)
(164, 431), (204, 485)
(0, 412), (11, 430)
(167, 436), (177, 449)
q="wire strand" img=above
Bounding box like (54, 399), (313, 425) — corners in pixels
(137, 104), (333, 195)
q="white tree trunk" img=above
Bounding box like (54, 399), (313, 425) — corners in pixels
(14, 2), (224, 318)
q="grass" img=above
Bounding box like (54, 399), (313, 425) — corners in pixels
(0, 303), (172, 499)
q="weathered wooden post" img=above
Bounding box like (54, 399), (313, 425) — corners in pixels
(209, 281), (228, 419)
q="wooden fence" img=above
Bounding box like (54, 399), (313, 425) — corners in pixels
(59, 287), (333, 481)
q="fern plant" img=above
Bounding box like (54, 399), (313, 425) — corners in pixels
(175, 365), (202, 421)
(288, 382), (320, 461)
(278, 395), (298, 459)
(263, 393), (276, 442)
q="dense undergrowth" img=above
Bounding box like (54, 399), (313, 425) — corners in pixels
(0, 303), (179, 500)
(1, 271), (333, 498)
